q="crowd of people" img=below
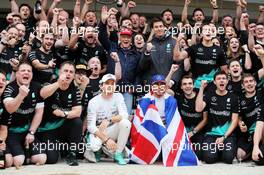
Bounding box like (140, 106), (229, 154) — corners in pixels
(0, 0), (264, 168)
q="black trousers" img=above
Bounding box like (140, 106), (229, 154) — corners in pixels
(37, 118), (82, 164)
(203, 135), (237, 164)
(190, 133), (204, 161)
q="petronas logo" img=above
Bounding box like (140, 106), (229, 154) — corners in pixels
(32, 92), (35, 98)
(68, 94), (72, 99)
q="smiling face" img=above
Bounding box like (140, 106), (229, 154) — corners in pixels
(139, 16), (147, 28)
(153, 21), (165, 38)
(229, 37), (240, 53)
(130, 14), (140, 29)
(134, 34), (145, 49)
(8, 27), (19, 40)
(16, 23), (26, 38)
(243, 76), (256, 94)
(88, 57), (101, 76)
(229, 60), (242, 79)
(222, 16), (233, 28)
(225, 26), (236, 39)
(16, 63), (33, 86)
(19, 6), (30, 20)
(214, 74), (228, 92)
(151, 81), (167, 98)
(75, 70), (87, 85)
(181, 78), (194, 96)
(193, 10), (205, 22)
(84, 26), (97, 45)
(102, 79), (116, 95)
(202, 25), (213, 41)
(0, 73), (7, 95)
(85, 11), (96, 27)
(256, 24), (264, 39)
(121, 19), (132, 30)
(42, 33), (54, 51)
(107, 14), (117, 27)
(120, 34), (132, 49)
(38, 20), (50, 35)
(12, 16), (21, 24)
(163, 11), (173, 26)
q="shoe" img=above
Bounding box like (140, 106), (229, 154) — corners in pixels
(114, 152), (127, 165)
(84, 150), (96, 163)
(95, 150), (102, 162)
(66, 152), (79, 166)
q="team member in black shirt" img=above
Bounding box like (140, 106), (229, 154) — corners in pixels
(74, 64), (90, 136)
(174, 24), (228, 88)
(196, 71), (239, 164)
(237, 73), (264, 162)
(0, 71), (12, 168)
(0, 26), (22, 80)
(38, 62), (82, 166)
(86, 57), (103, 101)
(175, 75), (208, 160)
(2, 62), (46, 168)
(252, 105), (264, 165)
(69, 20), (107, 72)
(28, 32), (56, 85)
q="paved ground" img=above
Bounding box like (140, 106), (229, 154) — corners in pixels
(1, 160), (263, 175)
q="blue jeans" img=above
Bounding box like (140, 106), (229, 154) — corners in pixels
(122, 92), (133, 115)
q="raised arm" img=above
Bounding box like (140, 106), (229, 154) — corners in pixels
(173, 34), (189, 62)
(98, 6), (118, 51)
(165, 64), (179, 87)
(181, 0), (191, 25)
(236, 0), (248, 31)
(51, 8), (59, 35)
(120, 1), (136, 19)
(47, 0), (61, 21)
(257, 5), (264, 24)
(111, 52), (122, 81)
(248, 23), (256, 52)
(242, 44), (252, 70)
(68, 17), (81, 50)
(40, 82), (59, 99)
(195, 80), (207, 113)
(81, 0), (93, 21)
(210, 0), (219, 24)
(74, 0), (81, 18)
(4, 85), (29, 114)
(10, 0), (19, 13)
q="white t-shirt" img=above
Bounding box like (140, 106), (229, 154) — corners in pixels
(87, 93), (128, 134)
(154, 97), (166, 125)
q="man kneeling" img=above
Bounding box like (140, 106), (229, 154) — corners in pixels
(85, 74), (131, 165)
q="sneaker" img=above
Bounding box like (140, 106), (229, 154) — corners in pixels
(114, 152), (127, 165)
(66, 152), (79, 166)
(84, 150), (96, 163)
(95, 149), (102, 162)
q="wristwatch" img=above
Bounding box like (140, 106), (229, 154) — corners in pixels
(192, 129), (197, 135)
(64, 111), (69, 118)
(28, 130), (35, 135)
